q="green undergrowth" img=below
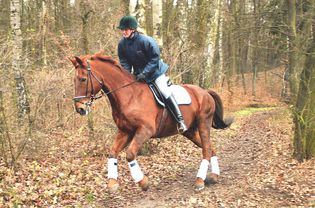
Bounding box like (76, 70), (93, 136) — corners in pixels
(220, 106), (280, 138)
(232, 106), (277, 118)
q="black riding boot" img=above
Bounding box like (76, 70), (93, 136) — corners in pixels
(166, 95), (187, 133)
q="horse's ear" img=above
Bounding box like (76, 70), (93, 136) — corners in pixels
(75, 56), (82, 65)
(74, 56), (84, 67)
(69, 56), (84, 68)
(69, 57), (77, 67)
(95, 50), (104, 56)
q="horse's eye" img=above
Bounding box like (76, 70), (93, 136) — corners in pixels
(80, 78), (87, 82)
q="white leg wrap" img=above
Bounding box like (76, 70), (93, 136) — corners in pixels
(196, 159), (210, 180)
(128, 160), (144, 183)
(107, 158), (118, 179)
(211, 156), (220, 175)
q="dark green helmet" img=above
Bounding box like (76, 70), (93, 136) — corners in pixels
(117, 16), (138, 30)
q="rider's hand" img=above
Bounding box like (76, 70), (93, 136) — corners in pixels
(136, 73), (146, 81)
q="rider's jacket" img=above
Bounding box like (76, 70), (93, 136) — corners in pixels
(118, 31), (168, 83)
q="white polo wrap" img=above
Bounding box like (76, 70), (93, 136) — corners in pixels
(196, 159), (210, 180)
(211, 156), (220, 175)
(128, 160), (144, 183)
(107, 158), (118, 179)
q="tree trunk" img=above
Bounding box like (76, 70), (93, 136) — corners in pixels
(205, 0), (221, 88)
(294, 40), (315, 160)
(251, 0), (260, 96)
(0, 0), (10, 37)
(40, 0), (48, 67)
(129, 0), (138, 15)
(129, 0), (147, 34)
(239, 1), (248, 95)
(175, 0), (190, 83)
(194, 0), (208, 88)
(226, 0), (237, 101)
(80, 1), (93, 54)
(10, 0), (30, 119)
(218, 4), (224, 89)
(152, 0), (163, 46)
(121, 0), (129, 13)
(286, 0), (299, 103)
(293, 1), (315, 160)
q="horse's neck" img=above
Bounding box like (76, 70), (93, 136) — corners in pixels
(97, 62), (135, 111)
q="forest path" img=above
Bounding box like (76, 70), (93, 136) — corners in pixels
(103, 107), (314, 208)
(1, 107), (314, 207)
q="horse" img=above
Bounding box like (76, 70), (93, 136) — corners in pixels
(70, 51), (232, 192)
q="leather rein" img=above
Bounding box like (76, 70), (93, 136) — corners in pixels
(73, 60), (137, 106)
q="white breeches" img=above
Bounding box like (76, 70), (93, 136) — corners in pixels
(154, 74), (171, 99)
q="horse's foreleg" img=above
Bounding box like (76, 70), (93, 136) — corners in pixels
(125, 127), (152, 191)
(107, 131), (132, 193)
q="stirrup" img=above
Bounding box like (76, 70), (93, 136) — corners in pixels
(177, 121), (187, 133)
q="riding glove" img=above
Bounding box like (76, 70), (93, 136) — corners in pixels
(136, 73), (146, 81)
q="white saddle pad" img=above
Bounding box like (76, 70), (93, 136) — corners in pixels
(170, 85), (191, 105)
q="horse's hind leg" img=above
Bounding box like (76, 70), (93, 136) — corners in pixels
(184, 120), (219, 190)
(194, 119), (213, 190)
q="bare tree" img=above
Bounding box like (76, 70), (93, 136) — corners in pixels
(10, 0), (30, 119)
(129, 0), (147, 34)
(40, 0), (48, 67)
(152, 0), (163, 46)
(286, 0), (298, 102)
(79, 0), (93, 54)
(293, 0), (315, 161)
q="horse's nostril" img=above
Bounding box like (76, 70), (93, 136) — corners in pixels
(76, 108), (86, 115)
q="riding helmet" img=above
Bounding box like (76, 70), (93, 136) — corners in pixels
(117, 16), (138, 30)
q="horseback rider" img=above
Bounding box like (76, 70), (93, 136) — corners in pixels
(117, 15), (187, 133)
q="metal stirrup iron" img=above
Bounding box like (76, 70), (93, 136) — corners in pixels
(178, 120), (187, 133)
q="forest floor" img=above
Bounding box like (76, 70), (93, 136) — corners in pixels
(1, 106), (315, 207)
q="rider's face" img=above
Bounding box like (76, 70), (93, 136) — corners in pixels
(121, 28), (135, 38)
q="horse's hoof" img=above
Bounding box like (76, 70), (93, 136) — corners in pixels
(205, 173), (219, 186)
(138, 175), (149, 191)
(108, 179), (119, 193)
(194, 177), (205, 192)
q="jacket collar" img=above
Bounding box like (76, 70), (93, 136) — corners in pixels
(125, 31), (139, 40)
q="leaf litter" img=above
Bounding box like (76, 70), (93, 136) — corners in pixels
(0, 107), (314, 207)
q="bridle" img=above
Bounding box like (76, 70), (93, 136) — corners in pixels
(73, 60), (137, 107)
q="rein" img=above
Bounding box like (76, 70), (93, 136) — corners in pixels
(73, 60), (137, 105)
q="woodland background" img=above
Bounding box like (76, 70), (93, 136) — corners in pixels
(0, 0), (315, 207)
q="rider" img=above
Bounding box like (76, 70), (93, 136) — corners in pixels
(117, 15), (187, 133)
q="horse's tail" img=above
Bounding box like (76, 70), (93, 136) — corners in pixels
(208, 90), (234, 129)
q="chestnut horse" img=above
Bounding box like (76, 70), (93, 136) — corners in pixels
(70, 52), (232, 192)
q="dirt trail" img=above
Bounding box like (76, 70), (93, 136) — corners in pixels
(1, 107), (314, 207)
(104, 108), (315, 208)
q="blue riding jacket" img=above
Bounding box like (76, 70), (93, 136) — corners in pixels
(118, 32), (168, 83)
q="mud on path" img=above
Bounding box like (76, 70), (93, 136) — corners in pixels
(104, 107), (314, 208)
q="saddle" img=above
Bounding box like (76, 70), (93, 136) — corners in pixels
(148, 80), (191, 135)
(148, 82), (191, 107)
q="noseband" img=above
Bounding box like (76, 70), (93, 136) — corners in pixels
(73, 60), (104, 106)
(73, 60), (137, 106)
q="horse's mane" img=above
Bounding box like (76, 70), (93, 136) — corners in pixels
(89, 52), (134, 79)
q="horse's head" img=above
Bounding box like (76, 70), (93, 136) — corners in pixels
(70, 56), (103, 116)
